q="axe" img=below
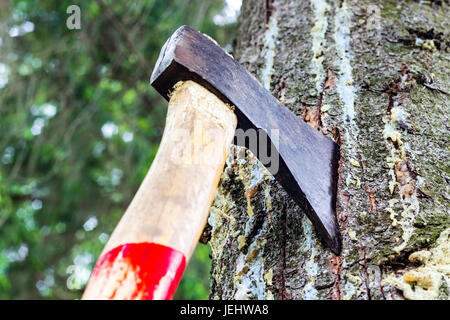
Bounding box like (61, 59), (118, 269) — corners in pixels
(82, 26), (340, 300)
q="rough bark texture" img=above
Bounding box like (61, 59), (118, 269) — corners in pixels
(207, 0), (449, 300)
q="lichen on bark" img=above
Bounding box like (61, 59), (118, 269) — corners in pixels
(207, 0), (449, 300)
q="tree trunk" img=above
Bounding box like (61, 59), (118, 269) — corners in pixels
(207, 0), (449, 300)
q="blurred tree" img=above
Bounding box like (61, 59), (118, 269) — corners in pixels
(0, 0), (237, 299)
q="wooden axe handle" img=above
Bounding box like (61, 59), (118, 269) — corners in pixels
(82, 81), (237, 299)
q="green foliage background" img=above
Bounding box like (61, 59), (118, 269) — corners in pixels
(0, 0), (236, 299)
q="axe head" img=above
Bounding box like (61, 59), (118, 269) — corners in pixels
(150, 26), (341, 254)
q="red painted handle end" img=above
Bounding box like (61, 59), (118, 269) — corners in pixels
(84, 242), (186, 300)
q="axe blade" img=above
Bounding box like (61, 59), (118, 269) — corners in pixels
(151, 26), (341, 254)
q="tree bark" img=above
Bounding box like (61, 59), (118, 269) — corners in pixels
(207, 0), (449, 300)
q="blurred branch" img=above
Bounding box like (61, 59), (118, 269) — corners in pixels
(95, 0), (151, 72)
